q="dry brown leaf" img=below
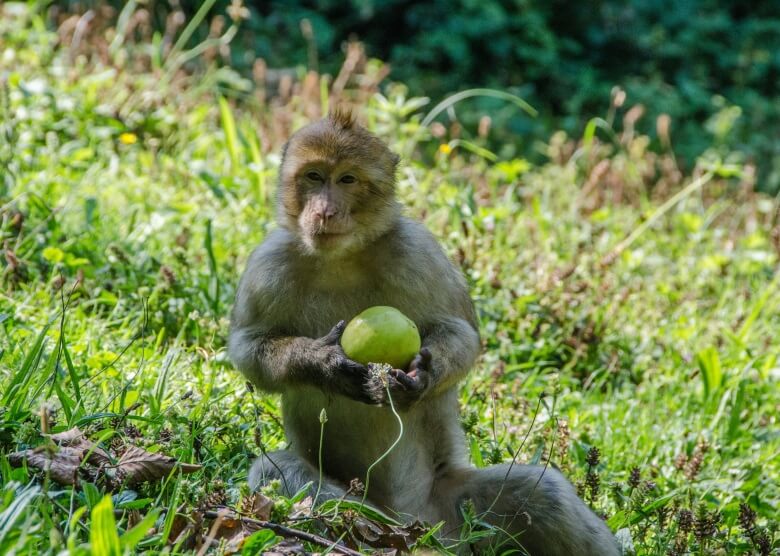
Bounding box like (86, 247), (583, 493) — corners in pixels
(215, 518), (247, 554)
(169, 508), (203, 550)
(46, 427), (85, 444)
(45, 426), (111, 465)
(199, 514), (260, 555)
(10, 427), (200, 490)
(288, 495), (312, 519)
(241, 492), (274, 521)
(350, 517), (426, 552)
(116, 445), (201, 485)
(9, 446), (95, 485)
(263, 540), (307, 554)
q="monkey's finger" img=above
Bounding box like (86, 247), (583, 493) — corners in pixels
(390, 369), (419, 390)
(321, 320), (347, 345)
(408, 348), (432, 374)
(420, 347), (433, 366)
(341, 359), (368, 377)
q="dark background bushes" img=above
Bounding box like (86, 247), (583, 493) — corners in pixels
(70, 0), (780, 192)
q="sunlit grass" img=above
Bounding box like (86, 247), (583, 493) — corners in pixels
(0, 3), (778, 554)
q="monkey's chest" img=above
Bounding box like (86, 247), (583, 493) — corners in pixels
(288, 283), (419, 338)
(289, 289), (376, 337)
(282, 386), (434, 508)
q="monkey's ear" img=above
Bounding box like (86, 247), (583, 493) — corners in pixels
(328, 106), (356, 130)
(391, 152), (401, 168)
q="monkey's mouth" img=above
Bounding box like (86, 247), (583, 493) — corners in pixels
(310, 230), (351, 246)
(313, 231), (346, 238)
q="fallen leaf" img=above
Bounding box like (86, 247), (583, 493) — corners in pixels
(350, 517), (426, 552)
(116, 445), (201, 485)
(45, 426), (112, 465)
(200, 512), (256, 555)
(9, 446), (95, 485)
(240, 492), (274, 521)
(288, 496), (312, 519)
(169, 508), (203, 550)
(262, 539), (307, 554)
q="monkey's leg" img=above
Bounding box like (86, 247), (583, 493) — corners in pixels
(439, 464), (620, 556)
(249, 450), (347, 501)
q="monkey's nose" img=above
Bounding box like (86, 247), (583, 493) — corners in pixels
(315, 206), (338, 222)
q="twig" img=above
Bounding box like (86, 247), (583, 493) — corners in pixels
(198, 508), (227, 556)
(202, 510), (364, 556)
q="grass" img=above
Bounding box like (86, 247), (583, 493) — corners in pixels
(1, 3), (778, 555)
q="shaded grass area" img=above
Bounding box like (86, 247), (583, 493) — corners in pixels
(1, 4), (778, 554)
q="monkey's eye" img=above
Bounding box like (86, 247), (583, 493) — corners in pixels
(305, 171), (324, 182)
(339, 174), (357, 184)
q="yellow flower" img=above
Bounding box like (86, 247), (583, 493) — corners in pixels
(119, 132), (137, 145)
(438, 143), (452, 155)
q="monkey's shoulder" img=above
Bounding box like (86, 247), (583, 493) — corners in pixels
(382, 217), (441, 256)
(380, 217), (459, 274)
(242, 229), (303, 287)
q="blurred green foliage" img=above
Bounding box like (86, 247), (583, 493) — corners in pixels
(154, 0), (780, 192)
(1, 3), (779, 553)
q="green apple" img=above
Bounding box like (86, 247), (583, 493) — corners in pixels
(341, 306), (421, 369)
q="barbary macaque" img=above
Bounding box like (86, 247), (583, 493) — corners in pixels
(228, 109), (620, 555)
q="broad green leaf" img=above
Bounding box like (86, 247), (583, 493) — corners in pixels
(697, 346), (723, 399)
(120, 509), (159, 552)
(90, 496), (121, 556)
(242, 529), (279, 555)
(219, 96), (240, 169)
(469, 437), (484, 468)
(0, 484), (40, 547)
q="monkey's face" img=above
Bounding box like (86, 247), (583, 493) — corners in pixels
(278, 116), (400, 255)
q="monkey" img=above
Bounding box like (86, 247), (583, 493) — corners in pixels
(228, 109), (620, 555)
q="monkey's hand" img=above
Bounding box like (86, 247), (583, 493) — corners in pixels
(311, 321), (374, 404)
(371, 348), (433, 409)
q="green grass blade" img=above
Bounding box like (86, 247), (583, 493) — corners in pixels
(737, 272), (779, 342)
(159, 479), (181, 545)
(3, 320), (52, 407)
(0, 484), (40, 547)
(108, 0), (138, 58)
(120, 509), (159, 552)
(62, 341), (82, 410)
(165, 0), (218, 65)
(697, 346), (723, 400)
(582, 117), (618, 147)
(204, 219), (220, 316)
(219, 96), (240, 169)
(448, 139), (498, 161)
(90, 496), (121, 556)
(470, 437), (485, 468)
(245, 126), (266, 202)
(421, 88), (537, 127)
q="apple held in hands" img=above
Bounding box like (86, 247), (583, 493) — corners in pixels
(341, 306), (421, 369)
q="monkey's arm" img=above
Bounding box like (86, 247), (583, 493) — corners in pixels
(419, 315), (480, 393)
(380, 316), (479, 408)
(377, 220), (481, 405)
(229, 238), (371, 402)
(229, 321), (372, 402)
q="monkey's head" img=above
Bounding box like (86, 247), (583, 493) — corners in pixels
(277, 109), (401, 255)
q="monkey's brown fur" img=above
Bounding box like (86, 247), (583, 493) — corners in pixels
(229, 111), (620, 555)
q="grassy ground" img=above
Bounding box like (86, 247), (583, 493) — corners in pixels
(1, 4), (778, 555)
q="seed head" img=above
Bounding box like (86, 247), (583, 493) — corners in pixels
(628, 466), (641, 489)
(586, 446), (601, 467)
(738, 502), (757, 536)
(677, 509), (694, 533)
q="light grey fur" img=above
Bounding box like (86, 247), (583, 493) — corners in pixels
(228, 119), (619, 555)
